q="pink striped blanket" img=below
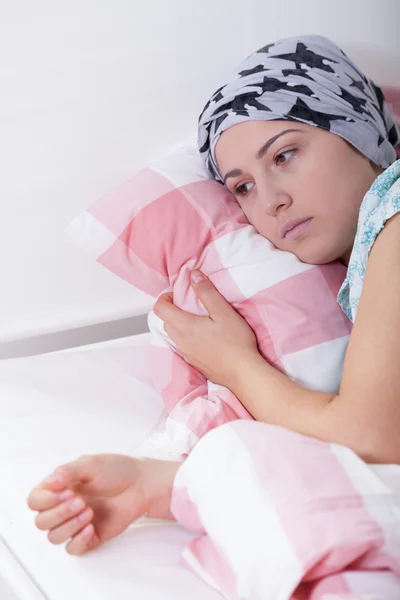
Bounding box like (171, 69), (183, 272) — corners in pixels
(170, 421), (400, 599)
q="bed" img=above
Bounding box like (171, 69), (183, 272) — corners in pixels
(0, 333), (220, 600)
(2, 1), (399, 599)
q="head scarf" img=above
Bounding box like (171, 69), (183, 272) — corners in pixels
(198, 34), (399, 183)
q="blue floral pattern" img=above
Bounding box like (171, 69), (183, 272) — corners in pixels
(337, 159), (400, 323)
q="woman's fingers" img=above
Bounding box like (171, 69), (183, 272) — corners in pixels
(29, 483), (97, 553)
(190, 271), (232, 319)
(35, 496), (88, 531)
(40, 471), (71, 492)
(65, 523), (96, 556)
(27, 487), (74, 511)
(154, 293), (198, 333)
(45, 455), (99, 490)
(29, 455), (102, 504)
(46, 507), (94, 545)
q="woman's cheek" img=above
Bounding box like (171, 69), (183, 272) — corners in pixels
(252, 209), (276, 243)
(238, 201), (254, 226)
(235, 199), (276, 245)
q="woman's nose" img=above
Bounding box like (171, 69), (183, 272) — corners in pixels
(260, 190), (292, 216)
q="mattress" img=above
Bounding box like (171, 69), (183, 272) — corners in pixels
(0, 332), (219, 600)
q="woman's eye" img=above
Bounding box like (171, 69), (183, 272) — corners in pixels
(275, 149), (295, 166)
(235, 181), (254, 196)
(233, 149), (296, 196)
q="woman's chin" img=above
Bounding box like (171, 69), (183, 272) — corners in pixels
(291, 245), (341, 266)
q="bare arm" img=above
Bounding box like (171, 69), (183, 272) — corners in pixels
(231, 214), (400, 464)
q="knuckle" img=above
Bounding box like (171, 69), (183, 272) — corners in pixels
(79, 454), (98, 470)
(48, 466), (68, 484)
(62, 501), (74, 518)
(52, 465), (66, 478)
(74, 512), (91, 530)
(83, 506), (93, 519)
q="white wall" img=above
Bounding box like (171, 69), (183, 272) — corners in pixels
(1, 0), (399, 357)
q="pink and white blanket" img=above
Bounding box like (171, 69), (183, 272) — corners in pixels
(170, 421), (400, 600)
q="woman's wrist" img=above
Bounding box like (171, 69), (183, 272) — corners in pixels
(229, 349), (267, 397)
(139, 458), (181, 521)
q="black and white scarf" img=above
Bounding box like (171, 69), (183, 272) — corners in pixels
(198, 34), (399, 182)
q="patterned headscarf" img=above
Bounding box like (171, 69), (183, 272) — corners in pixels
(198, 34), (399, 183)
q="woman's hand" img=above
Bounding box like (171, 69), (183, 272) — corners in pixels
(27, 454), (179, 556)
(153, 270), (259, 389)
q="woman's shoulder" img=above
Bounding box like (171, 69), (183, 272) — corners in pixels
(358, 160), (400, 230)
(337, 159), (400, 322)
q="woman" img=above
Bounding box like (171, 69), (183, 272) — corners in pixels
(28, 34), (400, 566)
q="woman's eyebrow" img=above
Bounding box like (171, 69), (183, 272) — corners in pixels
(223, 128), (305, 184)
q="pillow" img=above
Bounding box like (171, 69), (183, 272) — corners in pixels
(70, 79), (400, 456)
(67, 133), (354, 458)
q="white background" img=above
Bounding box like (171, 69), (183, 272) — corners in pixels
(1, 0), (399, 356)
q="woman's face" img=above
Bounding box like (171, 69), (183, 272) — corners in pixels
(214, 120), (383, 264)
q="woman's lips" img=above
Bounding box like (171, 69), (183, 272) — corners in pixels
(281, 218), (313, 241)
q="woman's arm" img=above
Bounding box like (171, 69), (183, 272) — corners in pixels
(230, 214), (400, 464)
(154, 215), (400, 464)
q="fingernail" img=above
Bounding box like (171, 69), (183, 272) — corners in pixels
(58, 489), (74, 501)
(191, 270), (205, 284)
(79, 523), (93, 539)
(70, 498), (85, 511)
(78, 508), (92, 522)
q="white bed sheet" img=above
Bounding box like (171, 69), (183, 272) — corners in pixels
(0, 332), (219, 600)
